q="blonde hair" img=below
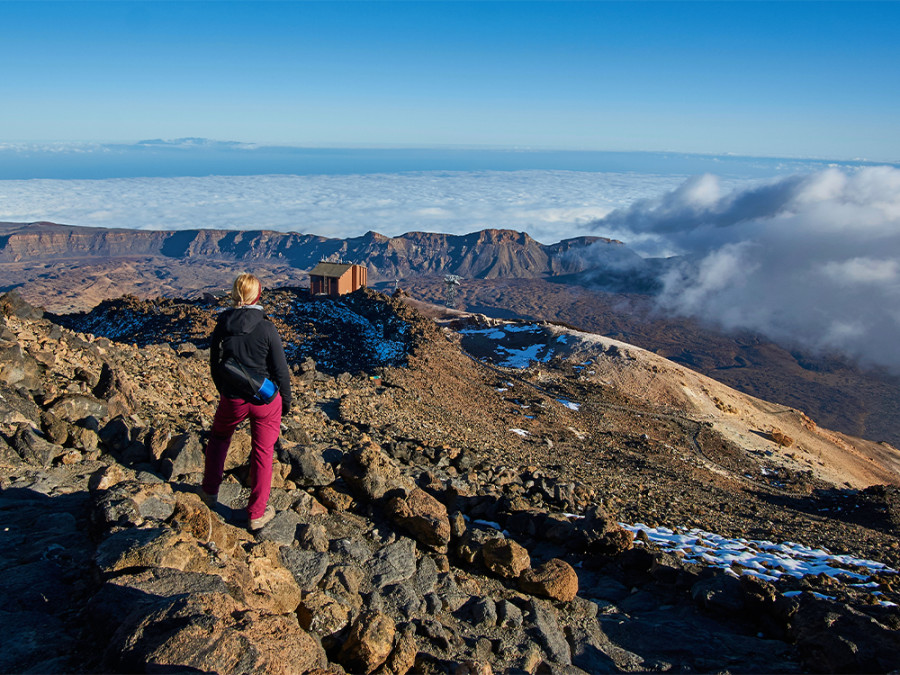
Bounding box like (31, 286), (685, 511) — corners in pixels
(232, 273), (262, 307)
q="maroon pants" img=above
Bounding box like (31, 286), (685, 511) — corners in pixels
(202, 393), (282, 520)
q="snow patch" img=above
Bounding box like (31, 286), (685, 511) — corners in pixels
(557, 398), (581, 411)
(623, 524), (896, 584)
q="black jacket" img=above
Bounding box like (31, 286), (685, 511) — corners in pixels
(209, 306), (292, 413)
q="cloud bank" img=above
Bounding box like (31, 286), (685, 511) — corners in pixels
(589, 167), (900, 370)
(0, 170), (690, 244)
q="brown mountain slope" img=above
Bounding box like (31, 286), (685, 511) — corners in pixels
(396, 277), (900, 449)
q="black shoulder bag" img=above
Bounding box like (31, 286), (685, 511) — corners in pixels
(220, 355), (279, 404)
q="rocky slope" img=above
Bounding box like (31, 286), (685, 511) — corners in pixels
(399, 276), (900, 450)
(2, 288), (899, 673)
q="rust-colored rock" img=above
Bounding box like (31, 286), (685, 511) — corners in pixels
(771, 428), (794, 447)
(382, 624), (418, 675)
(245, 541), (303, 614)
(109, 592), (325, 675)
(482, 538), (531, 578)
(297, 590), (352, 640)
(518, 558), (579, 602)
(338, 610), (396, 674)
(385, 487), (451, 550)
(318, 486), (355, 512)
(170, 492), (242, 554)
(339, 441), (412, 501)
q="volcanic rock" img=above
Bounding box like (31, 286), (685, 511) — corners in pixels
(519, 558), (579, 602)
(481, 537), (531, 579)
(106, 592), (326, 674)
(338, 610), (396, 674)
(385, 487), (452, 550)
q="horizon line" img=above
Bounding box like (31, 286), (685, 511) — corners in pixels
(1, 138), (896, 168)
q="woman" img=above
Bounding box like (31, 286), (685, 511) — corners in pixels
(201, 273), (292, 531)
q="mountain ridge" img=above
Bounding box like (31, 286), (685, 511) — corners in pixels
(0, 221), (614, 280)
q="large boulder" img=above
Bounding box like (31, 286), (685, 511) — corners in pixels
(86, 567), (233, 639)
(46, 394), (109, 425)
(482, 538), (531, 579)
(519, 558), (579, 602)
(338, 610), (396, 674)
(340, 441), (412, 501)
(280, 442), (335, 486)
(159, 433), (205, 480)
(789, 594), (900, 673)
(385, 487), (451, 550)
(106, 592), (326, 674)
(93, 480), (176, 530)
(168, 492), (245, 554)
(244, 541), (304, 615)
(93, 527), (208, 577)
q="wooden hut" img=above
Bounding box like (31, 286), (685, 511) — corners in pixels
(308, 262), (368, 297)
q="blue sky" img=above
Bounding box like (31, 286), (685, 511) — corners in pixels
(1, 1), (898, 162)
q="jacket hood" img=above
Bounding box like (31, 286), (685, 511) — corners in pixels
(219, 306), (266, 336)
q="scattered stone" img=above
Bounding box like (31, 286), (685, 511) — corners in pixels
(281, 443), (336, 486)
(519, 558), (579, 603)
(382, 623), (418, 675)
(297, 590), (352, 640)
(296, 522), (330, 552)
(371, 538), (418, 588)
(257, 509), (303, 546)
(340, 441), (412, 501)
(381, 582), (425, 618)
(338, 610), (396, 674)
(497, 600), (524, 628)
(318, 485), (355, 512)
(385, 487), (452, 550)
(279, 548), (330, 591)
(529, 599), (571, 666)
(482, 537), (531, 579)
(12, 425), (64, 468)
(88, 464), (129, 492)
(159, 433), (204, 480)
(466, 597), (497, 627)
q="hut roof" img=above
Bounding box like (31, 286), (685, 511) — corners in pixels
(308, 262), (361, 278)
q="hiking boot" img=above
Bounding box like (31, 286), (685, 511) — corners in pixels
(199, 490), (217, 509)
(249, 505), (275, 531)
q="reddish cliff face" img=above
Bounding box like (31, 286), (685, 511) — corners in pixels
(0, 222), (611, 281)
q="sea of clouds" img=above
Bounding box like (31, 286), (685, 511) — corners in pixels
(0, 170), (694, 244)
(584, 166), (900, 370)
(1, 164), (897, 369)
